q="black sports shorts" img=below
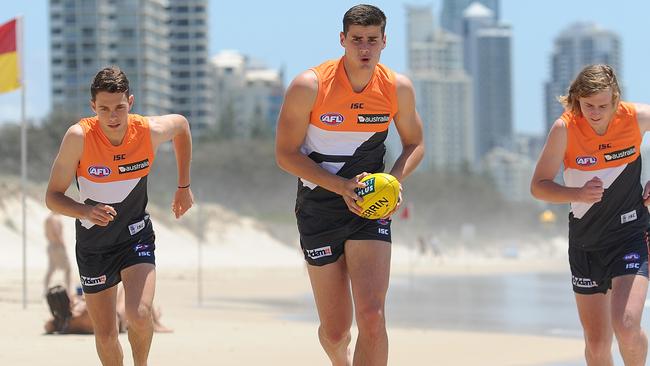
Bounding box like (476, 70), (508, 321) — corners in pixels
(569, 230), (649, 295)
(76, 222), (156, 294)
(296, 206), (392, 266)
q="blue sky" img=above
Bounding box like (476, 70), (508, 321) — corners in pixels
(1, 0), (649, 135)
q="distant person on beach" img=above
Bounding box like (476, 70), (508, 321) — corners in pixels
(44, 212), (72, 296)
(45, 66), (193, 365)
(45, 285), (172, 335)
(531, 64), (649, 365)
(275, 4), (424, 365)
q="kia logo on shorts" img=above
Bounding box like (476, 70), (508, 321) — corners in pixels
(575, 156), (597, 167)
(88, 165), (111, 178)
(320, 113), (344, 126)
(623, 253), (640, 261)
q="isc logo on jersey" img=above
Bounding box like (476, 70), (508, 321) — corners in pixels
(576, 156), (597, 167)
(320, 113), (344, 126)
(88, 165), (111, 177)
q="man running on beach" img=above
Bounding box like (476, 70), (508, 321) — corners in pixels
(275, 4), (424, 365)
(46, 66), (193, 365)
(531, 64), (649, 365)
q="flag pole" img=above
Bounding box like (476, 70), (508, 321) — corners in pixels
(18, 15), (27, 310)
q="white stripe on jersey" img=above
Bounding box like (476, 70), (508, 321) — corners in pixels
(301, 124), (375, 157)
(78, 176), (142, 229)
(564, 164), (627, 219)
(301, 162), (345, 189)
(300, 124), (377, 190)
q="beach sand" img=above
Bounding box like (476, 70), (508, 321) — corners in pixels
(0, 194), (586, 365)
(1, 266), (586, 366)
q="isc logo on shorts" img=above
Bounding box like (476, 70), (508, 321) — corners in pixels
(306, 246), (332, 260)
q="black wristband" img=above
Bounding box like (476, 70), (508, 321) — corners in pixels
(178, 183), (190, 189)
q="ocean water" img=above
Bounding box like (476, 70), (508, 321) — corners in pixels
(387, 271), (583, 337)
(210, 269), (648, 366)
(389, 271), (648, 366)
(279, 270), (647, 366)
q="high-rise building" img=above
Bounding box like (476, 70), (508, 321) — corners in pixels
(168, 0), (213, 133)
(405, 5), (473, 171)
(50, 0), (172, 118)
(440, 0), (499, 35)
(210, 50), (284, 139)
(484, 147), (535, 203)
(462, 2), (512, 159)
(544, 23), (621, 131)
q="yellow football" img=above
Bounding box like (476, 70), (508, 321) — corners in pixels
(355, 173), (400, 219)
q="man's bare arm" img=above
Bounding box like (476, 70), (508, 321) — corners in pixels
(390, 73), (424, 182)
(149, 114), (193, 218)
(45, 125), (116, 226)
(275, 71), (366, 214)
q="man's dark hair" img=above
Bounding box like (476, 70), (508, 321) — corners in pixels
(342, 4), (387, 35)
(90, 66), (130, 101)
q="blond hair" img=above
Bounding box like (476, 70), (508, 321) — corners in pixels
(558, 64), (621, 117)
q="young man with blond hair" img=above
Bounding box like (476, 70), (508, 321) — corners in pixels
(532, 64), (649, 365)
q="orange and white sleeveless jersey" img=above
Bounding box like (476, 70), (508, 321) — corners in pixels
(75, 114), (155, 248)
(562, 102), (647, 250)
(300, 57), (398, 192)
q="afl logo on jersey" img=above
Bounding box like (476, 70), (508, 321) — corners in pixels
(576, 156), (597, 167)
(88, 165), (111, 178)
(320, 113), (344, 126)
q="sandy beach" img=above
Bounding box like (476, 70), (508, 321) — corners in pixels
(0, 194), (587, 365)
(0, 266), (587, 366)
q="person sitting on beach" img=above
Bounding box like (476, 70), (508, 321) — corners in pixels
(45, 284), (172, 334)
(44, 285), (93, 334)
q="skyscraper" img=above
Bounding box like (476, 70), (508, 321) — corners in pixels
(50, 0), (171, 118)
(440, 0), (499, 35)
(544, 23), (621, 131)
(462, 2), (512, 159)
(406, 5), (473, 171)
(168, 0), (213, 133)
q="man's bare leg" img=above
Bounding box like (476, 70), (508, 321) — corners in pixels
(575, 292), (614, 366)
(611, 275), (649, 366)
(346, 240), (391, 366)
(85, 285), (122, 366)
(307, 255), (353, 366)
(121, 263), (156, 366)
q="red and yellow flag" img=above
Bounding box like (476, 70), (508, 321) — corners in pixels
(0, 18), (20, 93)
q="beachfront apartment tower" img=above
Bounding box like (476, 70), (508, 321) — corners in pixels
(210, 50), (284, 139)
(49, 0), (172, 118)
(462, 2), (512, 160)
(168, 0), (213, 134)
(405, 5), (473, 172)
(440, 0), (500, 35)
(544, 23), (621, 131)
